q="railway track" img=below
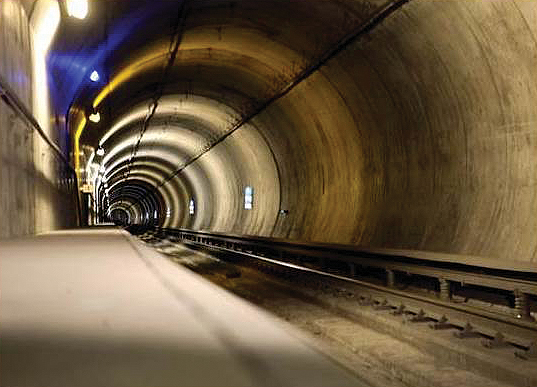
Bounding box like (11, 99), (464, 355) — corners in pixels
(132, 226), (537, 386)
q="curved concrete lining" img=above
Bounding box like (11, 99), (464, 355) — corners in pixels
(54, 0), (536, 265)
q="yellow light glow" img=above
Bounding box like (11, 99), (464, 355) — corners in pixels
(66, 0), (88, 19)
(93, 44), (168, 109)
(74, 116), (87, 180)
(75, 50), (165, 186)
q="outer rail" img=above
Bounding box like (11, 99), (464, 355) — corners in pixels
(145, 226), (537, 356)
(156, 228), (537, 294)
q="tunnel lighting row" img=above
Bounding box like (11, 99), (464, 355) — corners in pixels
(65, 0), (104, 182)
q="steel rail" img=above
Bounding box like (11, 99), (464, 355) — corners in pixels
(159, 228), (537, 295)
(142, 227), (537, 355)
(205, 244), (537, 346)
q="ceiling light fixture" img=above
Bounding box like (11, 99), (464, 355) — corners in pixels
(90, 70), (100, 82)
(96, 147), (105, 156)
(66, 0), (88, 19)
(89, 112), (100, 123)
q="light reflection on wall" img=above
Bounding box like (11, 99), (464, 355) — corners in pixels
(93, 94), (245, 227)
(91, 25), (304, 110)
(30, 0), (60, 138)
(99, 95), (239, 147)
(30, 0), (62, 233)
(101, 131), (195, 171)
(91, 89), (280, 232)
(50, 3), (169, 119)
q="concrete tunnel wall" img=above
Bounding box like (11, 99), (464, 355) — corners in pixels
(0, 0), (78, 238)
(247, 0), (537, 261)
(2, 0), (534, 267)
(93, 0), (537, 264)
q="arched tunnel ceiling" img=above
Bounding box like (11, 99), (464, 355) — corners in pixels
(49, 0), (537, 264)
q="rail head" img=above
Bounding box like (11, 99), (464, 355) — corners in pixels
(153, 227), (537, 296)
(162, 227), (537, 272)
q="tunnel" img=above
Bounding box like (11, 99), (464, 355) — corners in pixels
(1, 0), (535, 261)
(0, 0), (536, 385)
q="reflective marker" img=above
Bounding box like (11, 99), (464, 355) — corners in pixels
(189, 199), (195, 215)
(244, 186), (253, 209)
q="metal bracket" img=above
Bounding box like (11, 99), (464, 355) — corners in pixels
(454, 323), (481, 338)
(406, 309), (428, 323)
(392, 303), (406, 316)
(482, 332), (508, 349)
(359, 295), (375, 306)
(515, 341), (537, 360)
(429, 315), (452, 330)
(374, 299), (392, 310)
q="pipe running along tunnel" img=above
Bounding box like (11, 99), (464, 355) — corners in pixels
(1, 0), (536, 268)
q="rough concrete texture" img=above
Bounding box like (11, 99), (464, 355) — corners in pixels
(0, 0), (78, 237)
(60, 0), (536, 264)
(257, 0), (537, 260)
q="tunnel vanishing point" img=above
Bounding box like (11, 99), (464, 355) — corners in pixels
(1, 0), (536, 268)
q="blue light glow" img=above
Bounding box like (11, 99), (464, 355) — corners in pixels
(47, 3), (171, 120)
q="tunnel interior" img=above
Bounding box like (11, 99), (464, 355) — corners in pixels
(1, 0), (536, 267)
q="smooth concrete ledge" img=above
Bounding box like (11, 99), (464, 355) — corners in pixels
(0, 227), (362, 387)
